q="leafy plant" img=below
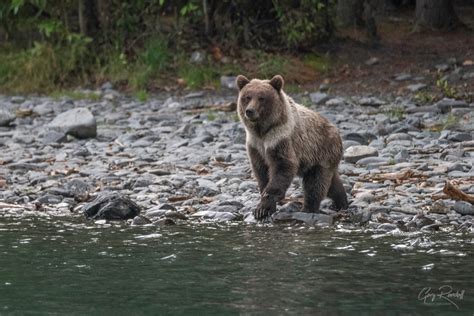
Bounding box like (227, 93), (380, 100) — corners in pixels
(436, 79), (457, 98)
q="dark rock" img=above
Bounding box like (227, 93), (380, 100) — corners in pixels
(36, 194), (63, 204)
(453, 201), (474, 216)
(435, 98), (468, 113)
(448, 132), (472, 142)
(132, 215), (152, 226)
(42, 130), (67, 144)
(152, 218), (176, 226)
(82, 192), (140, 220)
(49, 108), (97, 139)
(359, 97), (385, 107)
(65, 179), (92, 200)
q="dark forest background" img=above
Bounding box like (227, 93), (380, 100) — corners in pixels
(0, 0), (472, 95)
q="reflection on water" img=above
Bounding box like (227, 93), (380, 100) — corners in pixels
(0, 216), (473, 314)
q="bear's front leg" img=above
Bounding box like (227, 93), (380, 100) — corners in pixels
(253, 140), (297, 220)
(247, 146), (269, 194)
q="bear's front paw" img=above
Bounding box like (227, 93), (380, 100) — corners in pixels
(254, 197), (276, 220)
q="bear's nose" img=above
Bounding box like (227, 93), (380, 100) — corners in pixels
(245, 108), (255, 118)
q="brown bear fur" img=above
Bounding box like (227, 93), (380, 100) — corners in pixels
(236, 74), (348, 220)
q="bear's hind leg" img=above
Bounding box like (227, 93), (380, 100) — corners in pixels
(328, 172), (348, 210)
(302, 166), (333, 213)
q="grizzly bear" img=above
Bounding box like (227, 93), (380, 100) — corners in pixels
(236, 75), (348, 220)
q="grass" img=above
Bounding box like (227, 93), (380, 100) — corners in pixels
(387, 106), (405, 120)
(50, 90), (102, 101)
(135, 90), (149, 102)
(178, 63), (219, 89)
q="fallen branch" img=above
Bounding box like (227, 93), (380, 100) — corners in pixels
(362, 169), (426, 184)
(442, 180), (474, 204)
(184, 102), (237, 114)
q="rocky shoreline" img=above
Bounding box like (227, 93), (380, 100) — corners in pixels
(0, 85), (473, 233)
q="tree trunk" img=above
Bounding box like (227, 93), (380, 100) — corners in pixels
(415, 0), (461, 30)
(336, 0), (365, 28)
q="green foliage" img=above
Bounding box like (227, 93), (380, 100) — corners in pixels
(414, 91), (435, 104)
(135, 90), (149, 102)
(387, 106), (405, 120)
(178, 63), (218, 89)
(304, 54), (330, 73)
(50, 90), (101, 101)
(443, 113), (459, 130)
(257, 55), (288, 78)
(274, 0), (334, 48)
(436, 79), (458, 99)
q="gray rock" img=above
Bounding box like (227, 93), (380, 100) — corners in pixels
(359, 97), (385, 107)
(272, 211), (334, 226)
(453, 201), (474, 216)
(406, 83), (427, 92)
(377, 223), (398, 231)
(132, 215), (152, 226)
(190, 51), (205, 63)
(394, 149), (410, 163)
(191, 210), (239, 222)
(394, 73), (412, 81)
(325, 98), (346, 107)
(42, 130), (67, 144)
(355, 156), (389, 166)
(448, 132), (472, 142)
(365, 57), (379, 66)
(0, 110), (15, 127)
(196, 178), (220, 197)
(435, 98), (468, 113)
(309, 92), (329, 105)
(387, 133), (411, 143)
(101, 81), (114, 90)
(344, 145), (378, 163)
(82, 192), (140, 220)
(49, 108), (97, 139)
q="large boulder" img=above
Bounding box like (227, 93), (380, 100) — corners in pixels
(49, 108), (97, 138)
(82, 192), (140, 220)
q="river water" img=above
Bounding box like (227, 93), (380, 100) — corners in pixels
(0, 216), (472, 315)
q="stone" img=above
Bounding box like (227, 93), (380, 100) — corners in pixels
(358, 97), (385, 107)
(377, 223), (398, 231)
(394, 73), (412, 81)
(272, 211), (334, 226)
(365, 57), (379, 66)
(42, 130), (67, 144)
(355, 156), (389, 166)
(309, 92), (329, 105)
(0, 110), (15, 127)
(325, 98), (345, 107)
(49, 108), (97, 139)
(435, 98), (468, 113)
(453, 201), (474, 216)
(132, 215), (152, 226)
(82, 192), (140, 220)
(448, 132), (472, 142)
(191, 210), (239, 222)
(344, 145), (378, 164)
(190, 51), (205, 63)
(406, 84), (426, 92)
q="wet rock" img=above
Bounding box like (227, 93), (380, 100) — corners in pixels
(49, 108), (97, 139)
(132, 215), (152, 226)
(377, 223), (398, 232)
(64, 179), (92, 201)
(82, 192), (140, 220)
(0, 110), (15, 127)
(153, 218), (176, 226)
(272, 211), (334, 226)
(196, 178), (220, 197)
(191, 210), (240, 222)
(344, 145), (378, 163)
(325, 98), (346, 107)
(453, 201), (474, 216)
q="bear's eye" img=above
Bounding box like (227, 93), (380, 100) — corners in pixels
(258, 97), (265, 102)
(245, 96), (251, 102)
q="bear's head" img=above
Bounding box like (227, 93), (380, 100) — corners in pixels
(236, 75), (286, 131)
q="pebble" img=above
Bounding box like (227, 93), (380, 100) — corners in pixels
(49, 108), (97, 139)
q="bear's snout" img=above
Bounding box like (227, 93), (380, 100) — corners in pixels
(245, 108), (257, 120)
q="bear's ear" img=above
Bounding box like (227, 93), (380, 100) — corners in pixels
(236, 75), (250, 90)
(269, 75), (284, 91)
